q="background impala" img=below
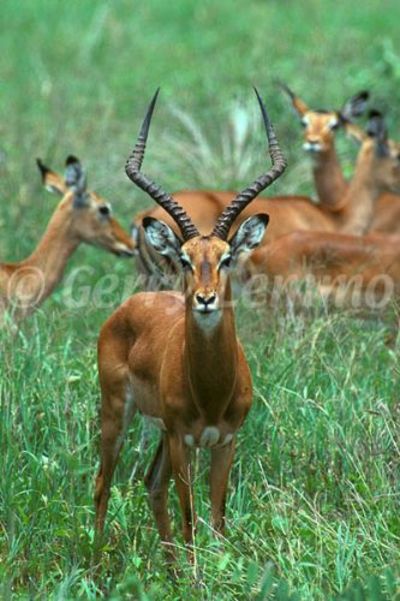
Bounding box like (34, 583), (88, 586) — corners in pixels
(280, 82), (400, 235)
(0, 156), (134, 322)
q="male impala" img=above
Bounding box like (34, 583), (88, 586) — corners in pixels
(94, 89), (286, 566)
(0, 156), (134, 322)
(248, 112), (400, 306)
(280, 82), (400, 234)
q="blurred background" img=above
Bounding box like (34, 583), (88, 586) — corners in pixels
(2, 0), (400, 260)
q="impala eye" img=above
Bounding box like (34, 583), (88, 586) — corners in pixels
(300, 119), (307, 128)
(99, 204), (111, 217)
(219, 255), (232, 269)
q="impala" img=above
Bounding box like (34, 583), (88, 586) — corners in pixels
(280, 82), (400, 234)
(94, 88), (286, 567)
(248, 112), (400, 306)
(257, 230), (400, 309)
(279, 82), (369, 208)
(0, 156), (134, 322)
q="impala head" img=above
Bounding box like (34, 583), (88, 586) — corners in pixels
(36, 156), (134, 257)
(125, 88), (286, 321)
(279, 83), (369, 153)
(349, 111), (400, 194)
(143, 213), (269, 314)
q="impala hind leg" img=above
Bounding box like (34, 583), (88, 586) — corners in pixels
(94, 390), (136, 533)
(210, 440), (236, 537)
(168, 436), (196, 560)
(144, 433), (175, 563)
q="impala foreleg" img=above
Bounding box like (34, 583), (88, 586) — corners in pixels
(129, 418), (153, 482)
(144, 433), (174, 561)
(168, 435), (196, 556)
(94, 390), (136, 533)
(210, 439), (236, 537)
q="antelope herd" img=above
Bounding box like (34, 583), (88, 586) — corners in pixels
(3, 83), (400, 571)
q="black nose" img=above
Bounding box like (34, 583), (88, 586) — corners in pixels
(195, 292), (216, 307)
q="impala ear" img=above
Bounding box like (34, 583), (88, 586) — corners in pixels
(339, 90), (369, 122)
(36, 158), (68, 196)
(143, 217), (183, 256)
(64, 155), (89, 207)
(366, 110), (389, 157)
(65, 155), (86, 189)
(229, 214), (269, 256)
(277, 81), (309, 117)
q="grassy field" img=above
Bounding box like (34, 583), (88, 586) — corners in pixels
(1, 0), (400, 598)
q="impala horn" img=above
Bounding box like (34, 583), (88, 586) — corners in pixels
(212, 88), (287, 240)
(125, 89), (199, 241)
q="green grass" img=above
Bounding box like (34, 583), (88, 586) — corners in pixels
(1, 0), (400, 598)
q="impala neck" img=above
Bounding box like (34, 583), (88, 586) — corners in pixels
(184, 279), (238, 423)
(337, 154), (381, 235)
(312, 143), (347, 209)
(14, 202), (79, 304)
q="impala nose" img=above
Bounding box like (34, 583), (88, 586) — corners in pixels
(303, 139), (322, 152)
(194, 292), (217, 312)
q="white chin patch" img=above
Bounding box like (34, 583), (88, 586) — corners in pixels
(303, 142), (322, 153)
(193, 309), (222, 332)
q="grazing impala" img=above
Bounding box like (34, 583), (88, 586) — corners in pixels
(0, 156), (134, 322)
(280, 82), (400, 234)
(94, 89), (286, 566)
(248, 111), (400, 306)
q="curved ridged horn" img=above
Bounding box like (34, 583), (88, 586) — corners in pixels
(213, 88), (287, 240)
(125, 89), (199, 241)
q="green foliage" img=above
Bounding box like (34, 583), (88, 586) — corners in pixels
(1, 0), (400, 599)
(1, 310), (400, 599)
